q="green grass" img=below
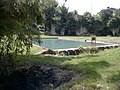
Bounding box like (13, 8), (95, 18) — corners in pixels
(30, 45), (43, 54)
(16, 47), (120, 90)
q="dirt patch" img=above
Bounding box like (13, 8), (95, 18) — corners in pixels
(4, 64), (82, 90)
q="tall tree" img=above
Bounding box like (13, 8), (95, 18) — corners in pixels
(97, 7), (117, 35)
(107, 17), (120, 36)
(0, 0), (43, 54)
(56, 5), (69, 35)
(0, 0), (44, 87)
(42, 0), (59, 35)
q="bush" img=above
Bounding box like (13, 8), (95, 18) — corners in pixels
(88, 47), (99, 54)
(79, 46), (99, 54)
(79, 47), (84, 53)
(0, 54), (16, 90)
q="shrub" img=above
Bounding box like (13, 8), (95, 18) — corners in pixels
(89, 47), (99, 54)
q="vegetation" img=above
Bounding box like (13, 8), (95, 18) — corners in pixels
(30, 45), (43, 55)
(0, 0), (120, 90)
(0, 0), (43, 55)
(16, 47), (120, 90)
(43, 2), (120, 36)
(0, 0), (43, 89)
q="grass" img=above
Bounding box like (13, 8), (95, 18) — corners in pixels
(30, 45), (43, 54)
(16, 47), (120, 90)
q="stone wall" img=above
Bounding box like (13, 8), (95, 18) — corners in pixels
(40, 44), (120, 56)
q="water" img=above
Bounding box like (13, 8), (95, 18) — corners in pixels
(33, 38), (108, 50)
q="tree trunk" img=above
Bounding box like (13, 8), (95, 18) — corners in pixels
(60, 28), (65, 35)
(76, 26), (87, 35)
(111, 28), (119, 36)
(76, 29), (81, 36)
(50, 24), (56, 35)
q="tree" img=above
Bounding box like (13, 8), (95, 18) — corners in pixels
(0, 0), (43, 55)
(56, 5), (69, 35)
(0, 0), (44, 88)
(66, 10), (79, 35)
(98, 7), (114, 25)
(97, 7), (117, 36)
(82, 12), (95, 34)
(107, 17), (120, 36)
(42, 0), (59, 35)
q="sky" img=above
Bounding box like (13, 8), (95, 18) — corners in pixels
(57, 0), (120, 15)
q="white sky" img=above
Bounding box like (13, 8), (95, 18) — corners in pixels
(57, 0), (120, 15)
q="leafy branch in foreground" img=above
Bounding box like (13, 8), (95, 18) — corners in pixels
(0, 0), (44, 88)
(0, 0), (43, 55)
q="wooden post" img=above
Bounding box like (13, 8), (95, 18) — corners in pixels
(91, 35), (96, 45)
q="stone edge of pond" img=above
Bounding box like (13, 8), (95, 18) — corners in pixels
(35, 43), (120, 56)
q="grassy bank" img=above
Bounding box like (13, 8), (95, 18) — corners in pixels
(30, 45), (43, 54)
(16, 47), (120, 90)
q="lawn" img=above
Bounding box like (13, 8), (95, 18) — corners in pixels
(17, 47), (120, 90)
(30, 45), (43, 54)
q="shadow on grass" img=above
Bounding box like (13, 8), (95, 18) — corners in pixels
(71, 54), (100, 59)
(84, 54), (100, 58)
(16, 55), (70, 67)
(16, 55), (111, 82)
(16, 53), (103, 64)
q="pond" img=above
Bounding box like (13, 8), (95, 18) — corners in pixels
(33, 38), (109, 50)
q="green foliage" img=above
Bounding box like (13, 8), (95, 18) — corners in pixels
(42, 0), (59, 32)
(99, 8), (113, 23)
(0, 0), (43, 55)
(107, 17), (120, 36)
(30, 45), (43, 55)
(86, 47), (99, 54)
(43, 2), (120, 36)
(0, 0), (44, 88)
(56, 5), (69, 34)
(79, 46), (84, 53)
(79, 46), (99, 54)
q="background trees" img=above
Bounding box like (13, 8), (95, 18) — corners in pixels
(43, 1), (120, 36)
(56, 5), (69, 35)
(107, 17), (120, 36)
(42, 0), (59, 35)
